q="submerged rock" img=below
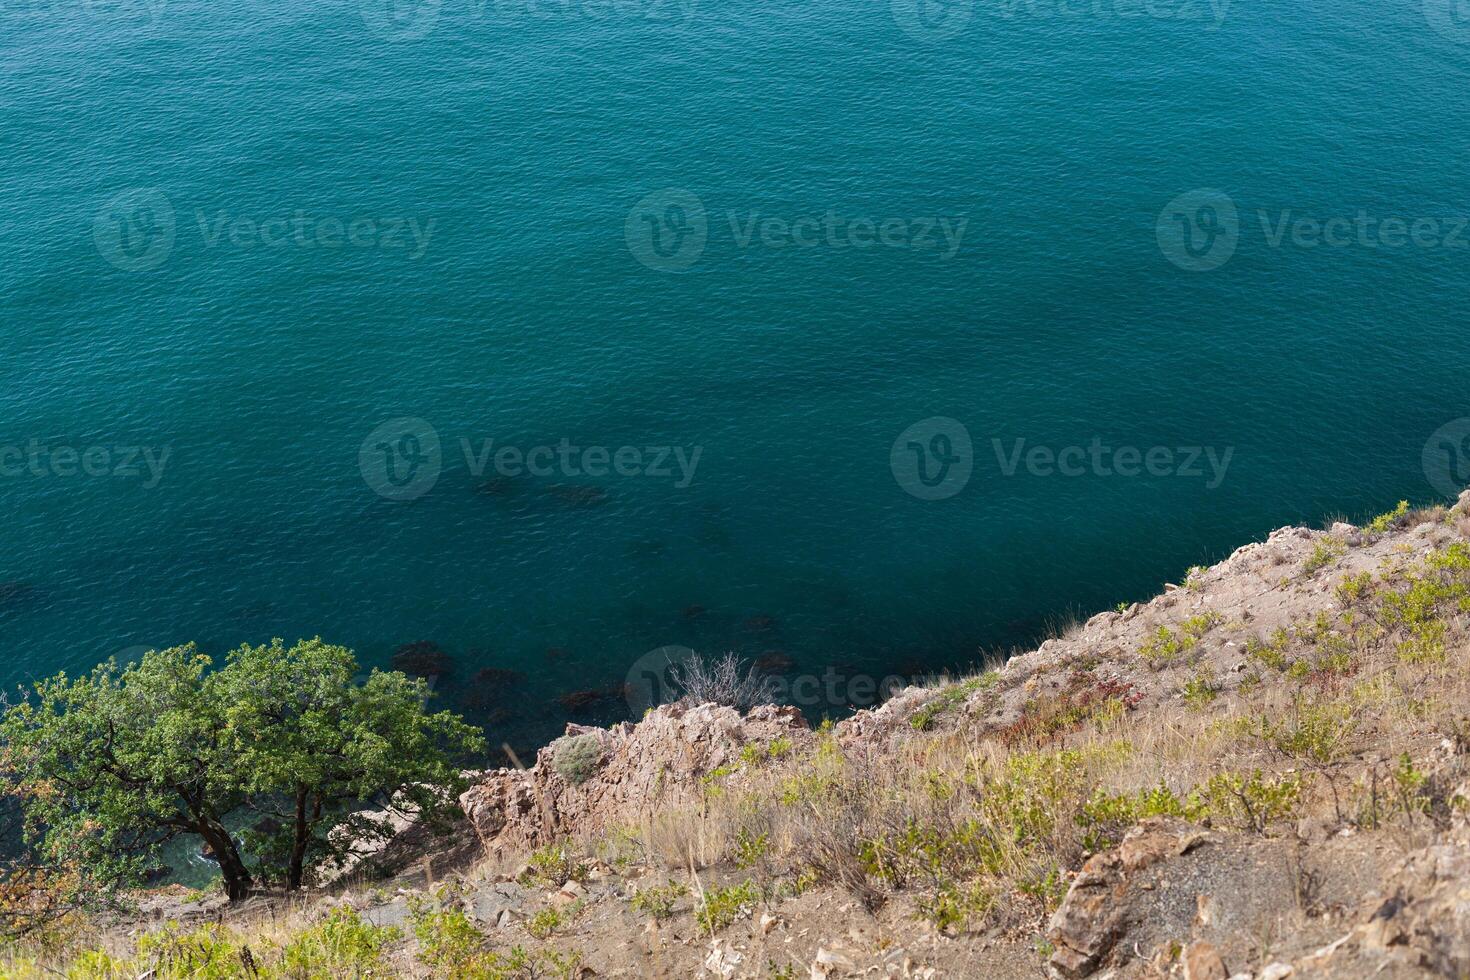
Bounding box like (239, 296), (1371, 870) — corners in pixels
(545, 484), (607, 507)
(391, 641), (454, 678)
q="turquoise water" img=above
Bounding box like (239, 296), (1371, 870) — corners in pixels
(4, 0), (1470, 753)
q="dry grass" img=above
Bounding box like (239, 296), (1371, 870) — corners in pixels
(584, 525), (1470, 938)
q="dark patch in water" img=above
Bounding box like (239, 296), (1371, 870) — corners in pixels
(391, 641), (454, 678)
(754, 650), (794, 674)
(545, 484), (608, 507)
(742, 613), (777, 633)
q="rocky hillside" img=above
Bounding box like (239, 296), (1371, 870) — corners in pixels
(10, 493), (1470, 979)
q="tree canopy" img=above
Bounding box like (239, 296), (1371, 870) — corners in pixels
(0, 638), (485, 908)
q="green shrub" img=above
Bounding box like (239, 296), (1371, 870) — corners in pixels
(410, 903), (489, 977)
(1181, 673), (1219, 710)
(1366, 500), (1410, 535)
(520, 845), (589, 888)
(552, 735), (603, 786)
(281, 907), (399, 978)
(525, 906), (562, 939)
(915, 880), (992, 932)
(910, 674), (995, 731)
(1193, 770), (1302, 833)
(132, 923), (246, 979)
(1303, 539), (1345, 574)
(1138, 617), (1218, 664)
(733, 828), (770, 870)
(695, 880), (760, 932)
(1077, 782), (1194, 851)
(630, 881), (687, 921)
(1256, 698), (1357, 764)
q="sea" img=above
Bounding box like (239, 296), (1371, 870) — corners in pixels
(4, 0), (1470, 765)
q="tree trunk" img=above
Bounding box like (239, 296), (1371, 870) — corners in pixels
(287, 787), (309, 890)
(200, 823), (252, 901)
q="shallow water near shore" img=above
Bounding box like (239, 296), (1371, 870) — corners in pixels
(3, 0), (1470, 763)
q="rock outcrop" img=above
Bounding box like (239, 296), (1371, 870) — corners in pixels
(460, 702), (808, 853)
(1047, 818), (1214, 978)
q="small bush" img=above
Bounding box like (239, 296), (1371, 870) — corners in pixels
(695, 880), (760, 932)
(910, 674), (996, 731)
(1366, 500), (1410, 535)
(671, 652), (772, 711)
(1181, 672), (1219, 709)
(520, 844), (589, 888)
(133, 923), (246, 978)
(526, 903), (580, 939)
(1194, 770), (1302, 834)
(552, 734), (603, 786)
(1303, 538), (1345, 575)
(733, 828), (770, 869)
(629, 881), (687, 921)
(282, 906), (399, 977)
(1139, 626), (1187, 663)
(915, 880), (993, 932)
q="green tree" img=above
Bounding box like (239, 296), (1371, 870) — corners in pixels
(0, 639), (485, 903)
(219, 638), (484, 890)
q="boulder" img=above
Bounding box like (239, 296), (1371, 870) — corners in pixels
(460, 702), (808, 853)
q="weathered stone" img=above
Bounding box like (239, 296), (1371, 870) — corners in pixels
(1350, 836), (1470, 977)
(1046, 854), (1126, 978)
(1048, 819), (1212, 978)
(1117, 818), (1211, 873)
(1182, 941), (1228, 980)
(460, 702), (808, 853)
